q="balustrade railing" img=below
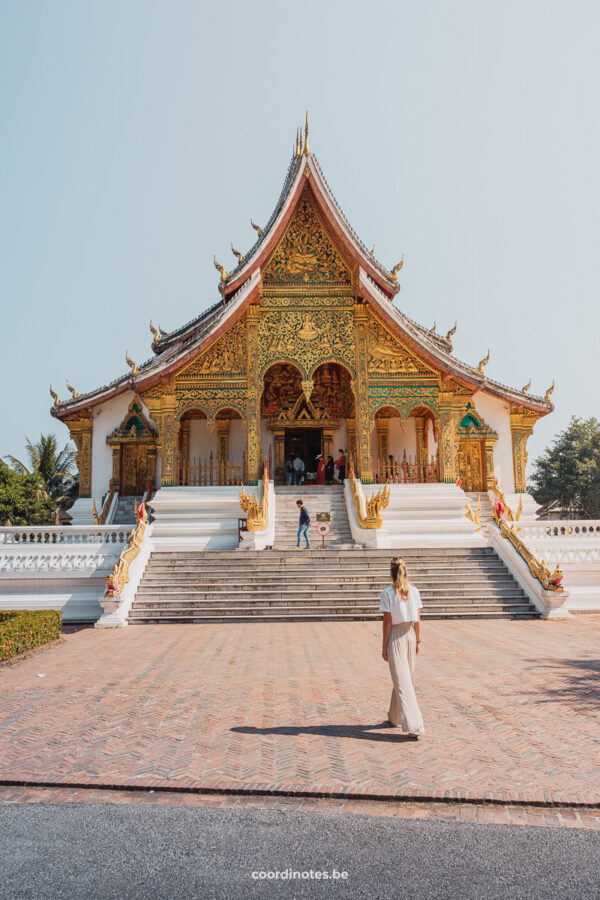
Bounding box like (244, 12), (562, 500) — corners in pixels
(517, 521), (600, 541)
(178, 454), (247, 486)
(0, 526), (131, 546)
(374, 453), (439, 484)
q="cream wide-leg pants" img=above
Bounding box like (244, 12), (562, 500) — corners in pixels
(387, 622), (425, 735)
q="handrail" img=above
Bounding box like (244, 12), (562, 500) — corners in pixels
(239, 460), (270, 532)
(104, 502), (149, 599)
(94, 487), (116, 525)
(492, 500), (564, 592)
(348, 459), (390, 529)
(465, 495), (481, 531)
(490, 479), (522, 522)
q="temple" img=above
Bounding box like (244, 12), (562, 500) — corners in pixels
(51, 120), (553, 506)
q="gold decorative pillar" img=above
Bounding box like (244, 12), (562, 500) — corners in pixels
(217, 419), (230, 484)
(155, 396), (177, 487)
(510, 410), (535, 493)
(346, 417), (356, 464)
(323, 427), (335, 463)
(415, 416), (427, 481)
(147, 446), (158, 489)
(484, 439), (496, 489)
(438, 393), (463, 484)
(111, 446), (121, 492)
(272, 428), (285, 479)
(354, 305), (373, 482)
(66, 414), (93, 498)
(245, 306), (261, 484)
(180, 419), (191, 486)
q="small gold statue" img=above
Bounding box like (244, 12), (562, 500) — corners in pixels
(390, 255), (405, 280)
(477, 350), (490, 374)
(125, 351), (139, 375)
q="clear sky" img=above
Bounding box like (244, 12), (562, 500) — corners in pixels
(1, 0), (597, 476)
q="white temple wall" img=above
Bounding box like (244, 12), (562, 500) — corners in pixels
(426, 418), (438, 461)
(332, 421), (347, 457)
(374, 417), (417, 461)
(229, 419), (245, 464)
(189, 419), (217, 463)
(91, 390), (152, 498)
(471, 391), (514, 493)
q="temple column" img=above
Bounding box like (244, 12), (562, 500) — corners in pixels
(415, 416), (427, 482)
(484, 438), (496, 489)
(66, 414), (93, 498)
(217, 419), (230, 484)
(438, 393), (463, 484)
(147, 446), (158, 490)
(245, 305), (261, 484)
(510, 411), (535, 493)
(375, 416), (389, 481)
(353, 305), (373, 483)
(180, 419), (191, 486)
(272, 428), (285, 480)
(346, 417), (356, 464)
(111, 446), (121, 493)
(323, 427), (334, 463)
(157, 399), (178, 487)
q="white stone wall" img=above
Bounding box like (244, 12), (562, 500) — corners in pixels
(189, 419), (217, 463)
(471, 390), (514, 493)
(90, 391), (154, 498)
(372, 417), (417, 461)
(332, 421), (348, 458)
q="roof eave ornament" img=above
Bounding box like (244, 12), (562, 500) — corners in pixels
(304, 111), (310, 156)
(49, 385), (60, 408)
(251, 219), (263, 238)
(390, 255), (404, 281)
(125, 351), (139, 376)
(213, 255), (228, 284)
(66, 379), (78, 399)
(545, 380), (555, 403)
(149, 320), (159, 346)
(231, 243), (243, 264)
(477, 350), (490, 375)
(446, 322), (457, 349)
(521, 378), (532, 393)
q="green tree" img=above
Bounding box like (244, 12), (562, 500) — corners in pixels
(529, 417), (600, 518)
(5, 434), (78, 508)
(0, 461), (57, 526)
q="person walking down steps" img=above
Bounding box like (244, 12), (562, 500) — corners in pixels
(296, 499), (311, 549)
(380, 556), (425, 738)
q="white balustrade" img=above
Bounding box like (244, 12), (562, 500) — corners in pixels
(517, 521), (600, 541)
(0, 525), (132, 546)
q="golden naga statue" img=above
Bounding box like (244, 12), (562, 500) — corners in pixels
(231, 243), (243, 264)
(105, 503), (148, 598)
(477, 350), (490, 374)
(429, 322), (437, 334)
(521, 378), (532, 393)
(158, 325), (169, 338)
(239, 462), (269, 531)
(213, 256), (228, 283)
(446, 322), (457, 344)
(545, 380), (555, 402)
(49, 385), (60, 407)
(66, 379), (78, 399)
(125, 351), (139, 375)
(348, 459), (390, 529)
(251, 219), (263, 238)
(149, 320), (160, 345)
(390, 255), (405, 280)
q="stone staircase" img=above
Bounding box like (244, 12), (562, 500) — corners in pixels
(272, 485), (353, 549)
(129, 547), (539, 623)
(111, 495), (137, 525)
(465, 492), (495, 527)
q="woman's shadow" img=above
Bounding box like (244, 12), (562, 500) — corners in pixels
(231, 723), (417, 743)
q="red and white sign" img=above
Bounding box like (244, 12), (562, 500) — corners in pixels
(316, 521), (331, 537)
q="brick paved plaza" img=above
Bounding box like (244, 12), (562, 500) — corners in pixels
(1, 620), (599, 806)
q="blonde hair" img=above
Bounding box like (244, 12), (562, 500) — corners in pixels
(390, 556), (410, 601)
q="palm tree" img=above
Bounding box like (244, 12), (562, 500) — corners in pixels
(5, 434), (78, 507)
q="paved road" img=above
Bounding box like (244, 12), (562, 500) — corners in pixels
(1, 803), (598, 899)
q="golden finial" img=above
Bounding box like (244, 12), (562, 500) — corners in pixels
(251, 219), (263, 238)
(477, 350), (490, 374)
(149, 320), (159, 345)
(49, 385), (60, 407)
(545, 380), (555, 402)
(429, 322), (437, 334)
(213, 255), (227, 283)
(125, 351), (139, 375)
(66, 379), (78, 399)
(369, 245), (375, 256)
(446, 322), (457, 343)
(304, 111), (310, 155)
(231, 243), (243, 264)
(521, 378), (532, 393)
(390, 255), (405, 280)
(158, 325), (168, 338)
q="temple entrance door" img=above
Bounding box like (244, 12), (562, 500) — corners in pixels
(458, 440), (485, 492)
(285, 429), (322, 479)
(120, 444), (148, 496)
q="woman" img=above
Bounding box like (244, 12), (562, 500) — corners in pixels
(316, 453), (325, 485)
(380, 556), (425, 737)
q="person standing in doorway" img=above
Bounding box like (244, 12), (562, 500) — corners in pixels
(293, 454), (305, 485)
(380, 556), (425, 738)
(296, 499), (311, 549)
(335, 448), (346, 483)
(325, 455), (335, 484)
(316, 453), (325, 485)
(284, 453), (295, 486)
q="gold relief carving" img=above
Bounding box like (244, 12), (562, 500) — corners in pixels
(263, 191), (352, 286)
(367, 313), (433, 377)
(261, 294), (354, 307)
(354, 306), (373, 482)
(64, 414), (93, 498)
(510, 410), (537, 493)
(258, 308), (355, 376)
(177, 319), (246, 378)
(301, 378), (314, 402)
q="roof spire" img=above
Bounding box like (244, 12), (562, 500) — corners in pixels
(304, 111), (310, 155)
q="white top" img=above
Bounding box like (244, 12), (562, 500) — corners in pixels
(379, 584), (422, 624)
(293, 457), (305, 471)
